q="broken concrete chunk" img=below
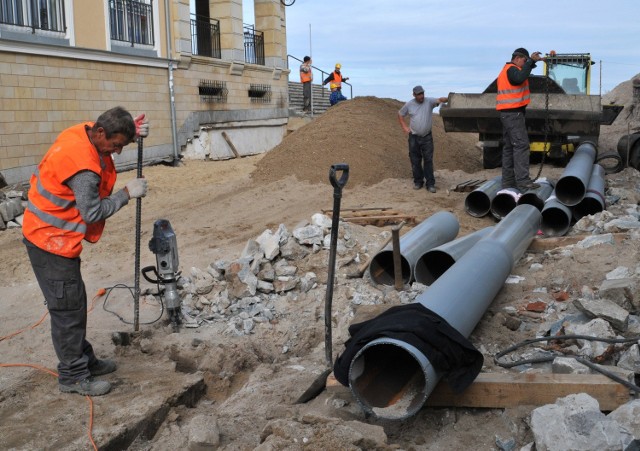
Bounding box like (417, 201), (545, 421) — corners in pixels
(576, 233), (616, 248)
(616, 344), (640, 373)
(187, 414), (220, 450)
(292, 224), (324, 245)
(573, 297), (630, 332)
(551, 356), (590, 375)
(311, 212), (332, 230)
(279, 238), (310, 260)
(599, 278), (639, 312)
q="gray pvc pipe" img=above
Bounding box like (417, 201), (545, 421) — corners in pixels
(517, 179), (554, 211)
(413, 227), (493, 285)
(464, 176), (502, 217)
(555, 142), (597, 206)
(573, 164), (606, 221)
(369, 211), (459, 285)
(490, 190), (519, 220)
(541, 190), (572, 237)
(349, 205), (541, 419)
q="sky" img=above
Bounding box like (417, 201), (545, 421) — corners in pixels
(247, 0), (640, 102)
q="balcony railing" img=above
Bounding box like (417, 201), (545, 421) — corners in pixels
(243, 24), (264, 66)
(190, 14), (221, 59)
(0, 0), (66, 33)
(109, 0), (154, 46)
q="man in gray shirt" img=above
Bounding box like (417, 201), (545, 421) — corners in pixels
(398, 85), (448, 192)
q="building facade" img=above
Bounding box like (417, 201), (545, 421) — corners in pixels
(0, 0), (289, 183)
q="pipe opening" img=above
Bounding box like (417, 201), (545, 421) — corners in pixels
(574, 197), (603, 221)
(369, 251), (412, 285)
(350, 343), (426, 419)
(465, 191), (491, 217)
(414, 250), (455, 285)
(517, 193), (544, 211)
(541, 207), (571, 237)
(555, 176), (586, 206)
(491, 194), (517, 220)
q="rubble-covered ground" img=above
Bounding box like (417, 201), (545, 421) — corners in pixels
(1, 84), (640, 450)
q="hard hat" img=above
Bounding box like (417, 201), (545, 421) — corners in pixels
(330, 83), (337, 89)
(335, 63), (341, 69)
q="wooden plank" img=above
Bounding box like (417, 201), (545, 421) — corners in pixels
(528, 232), (626, 252)
(321, 206), (392, 214)
(341, 209), (402, 219)
(425, 372), (630, 411)
(221, 131), (240, 158)
(342, 215), (416, 226)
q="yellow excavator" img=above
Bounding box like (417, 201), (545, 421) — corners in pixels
(440, 53), (623, 168)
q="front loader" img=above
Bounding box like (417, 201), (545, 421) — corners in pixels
(440, 53), (623, 169)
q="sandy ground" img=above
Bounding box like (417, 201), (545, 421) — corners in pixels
(1, 91), (640, 449)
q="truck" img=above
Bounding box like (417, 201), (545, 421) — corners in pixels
(439, 53), (623, 168)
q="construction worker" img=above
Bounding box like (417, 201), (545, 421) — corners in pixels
(496, 47), (543, 192)
(329, 83), (347, 106)
(398, 85), (448, 193)
(300, 56), (313, 113)
(323, 63), (349, 92)
(22, 106), (149, 396)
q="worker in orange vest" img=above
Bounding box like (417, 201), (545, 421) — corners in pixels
(496, 47), (543, 192)
(300, 56), (313, 113)
(22, 106), (149, 396)
(323, 63), (349, 92)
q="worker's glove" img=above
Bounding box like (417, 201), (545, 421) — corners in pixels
(134, 114), (149, 138)
(125, 178), (148, 199)
(343, 77), (349, 82)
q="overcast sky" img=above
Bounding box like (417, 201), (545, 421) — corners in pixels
(259, 0), (640, 102)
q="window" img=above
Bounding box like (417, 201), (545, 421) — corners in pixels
(0, 0), (66, 33)
(109, 0), (154, 46)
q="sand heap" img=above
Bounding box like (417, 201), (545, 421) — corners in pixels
(253, 96), (480, 187)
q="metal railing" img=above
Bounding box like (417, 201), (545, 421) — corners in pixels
(243, 24), (264, 66)
(0, 0), (66, 33)
(190, 14), (221, 59)
(109, 0), (154, 46)
(287, 54), (353, 99)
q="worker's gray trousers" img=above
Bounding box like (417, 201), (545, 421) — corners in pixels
(24, 238), (97, 385)
(408, 132), (435, 187)
(302, 81), (311, 111)
(500, 111), (531, 189)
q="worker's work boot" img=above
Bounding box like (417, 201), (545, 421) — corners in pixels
(89, 359), (117, 376)
(426, 185), (437, 193)
(518, 181), (540, 192)
(59, 377), (111, 396)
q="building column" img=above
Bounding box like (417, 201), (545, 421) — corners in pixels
(254, 0), (286, 68)
(210, 0), (245, 62)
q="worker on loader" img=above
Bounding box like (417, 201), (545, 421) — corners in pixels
(323, 63), (349, 92)
(22, 107), (149, 396)
(329, 83), (347, 106)
(496, 47), (543, 192)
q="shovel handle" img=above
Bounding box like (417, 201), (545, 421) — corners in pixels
(329, 164), (349, 190)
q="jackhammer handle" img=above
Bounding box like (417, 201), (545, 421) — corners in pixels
(329, 164), (349, 191)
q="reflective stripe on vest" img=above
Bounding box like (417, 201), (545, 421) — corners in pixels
(332, 71), (343, 87)
(34, 167), (76, 209)
(26, 200), (87, 234)
(496, 63), (530, 110)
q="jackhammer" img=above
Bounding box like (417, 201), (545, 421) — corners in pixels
(142, 219), (182, 331)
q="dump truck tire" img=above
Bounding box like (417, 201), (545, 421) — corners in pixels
(482, 146), (502, 169)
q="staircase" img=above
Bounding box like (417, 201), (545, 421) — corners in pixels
(288, 81), (331, 116)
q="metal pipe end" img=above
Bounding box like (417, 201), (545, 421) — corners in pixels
(348, 339), (436, 420)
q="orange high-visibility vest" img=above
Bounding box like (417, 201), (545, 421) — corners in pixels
(300, 64), (312, 83)
(496, 63), (530, 110)
(331, 71), (343, 88)
(22, 123), (117, 258)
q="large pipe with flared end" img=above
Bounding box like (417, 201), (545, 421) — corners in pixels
(555, 142), (597, 206)
(517, 179), (554, 211)
(464, 176), (502, 217)
(349, 205), (541, 419)
(413, 227), (493, 285)
(573, 164), (606, 221)
(541, 191), (572, 237)
(368, 212), (459, 285)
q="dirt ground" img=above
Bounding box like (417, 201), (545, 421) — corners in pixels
(1, 89), (639, 450)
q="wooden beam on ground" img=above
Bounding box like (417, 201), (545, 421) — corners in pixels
(221, 131), (240, 159)
(425, 372), (630, 411)
(528, 233), (626, 252)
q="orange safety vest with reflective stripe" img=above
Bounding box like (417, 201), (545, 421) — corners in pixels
(496, 63), (530, 110)
(22, 123), (117, 258)
(331, 71), (343, 88)
(300, 64), (312, 83)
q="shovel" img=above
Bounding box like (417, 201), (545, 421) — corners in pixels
(296, 163), (349, 403)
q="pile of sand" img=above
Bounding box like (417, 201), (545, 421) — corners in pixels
(252, 96), (480, 187)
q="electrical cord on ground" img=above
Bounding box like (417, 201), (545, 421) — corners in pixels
(495, 334), (640, 393)
(0, 363), (98, 450)
(101, 282), (165, 326)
